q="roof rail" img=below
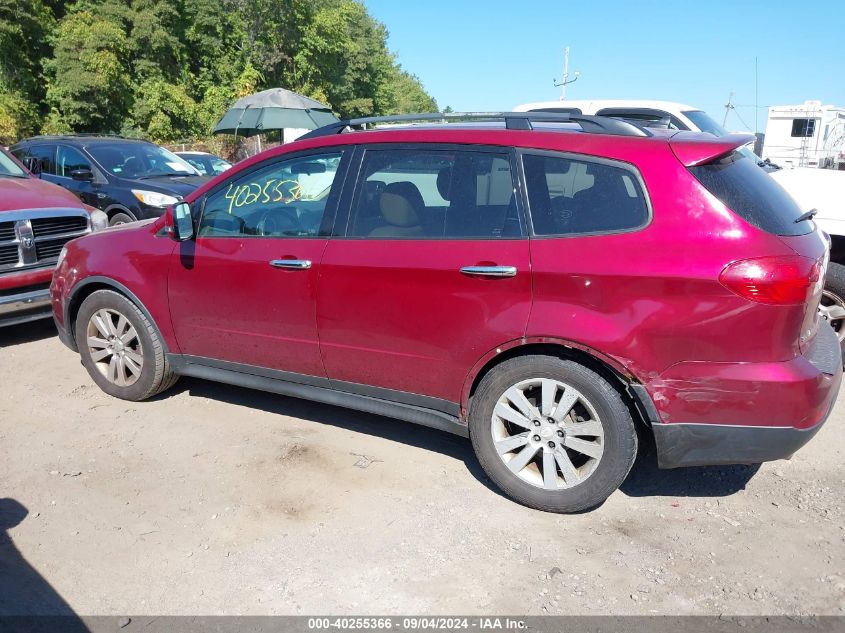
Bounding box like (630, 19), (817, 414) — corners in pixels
(25, 133), (131, 140)
(298, 111), (650, 140)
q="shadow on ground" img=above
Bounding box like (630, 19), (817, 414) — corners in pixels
(620, 432), (761, 498)
(0, 319), (57, 348)
(168, 378), (761, 505)
(0, 498), (89, 631)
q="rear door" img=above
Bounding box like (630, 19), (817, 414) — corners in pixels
(316, 144), (532, 410)
(167, 149), (349, 378)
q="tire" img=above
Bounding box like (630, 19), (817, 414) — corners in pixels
(469, 355), (637, 513)
(821, 261), (845, 364)
(74, 289), (178, 401)
(109, 212), (135, 226)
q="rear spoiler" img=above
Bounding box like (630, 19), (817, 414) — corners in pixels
(669, 132), (757, 167)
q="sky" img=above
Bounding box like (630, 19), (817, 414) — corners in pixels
(365, 0), (845, 134)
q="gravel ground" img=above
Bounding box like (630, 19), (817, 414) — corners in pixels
(1, 319), (844, 616)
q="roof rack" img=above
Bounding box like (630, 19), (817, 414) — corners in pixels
(24, 133), (136, 141)
(298, 111), (651, 140)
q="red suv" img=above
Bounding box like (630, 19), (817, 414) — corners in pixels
(50, 113), (842, 513)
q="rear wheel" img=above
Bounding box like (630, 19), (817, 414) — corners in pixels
(469, 355), (637, 513)
(75, 290), (178, 401)
(820, 261), (845, 363)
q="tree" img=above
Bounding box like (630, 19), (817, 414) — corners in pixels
(0, 0), (55, 136)
(13, 0), (438, 140)
(388, 68), (437, 114)
(44, 8), (132, 133)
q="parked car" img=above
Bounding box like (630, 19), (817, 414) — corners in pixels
(50, 112), (841, 513)
(516, 100), (845, 359)
(0, 146), (107, 327)
(10, 136), (210, 227)
(175, 151), (232, 176)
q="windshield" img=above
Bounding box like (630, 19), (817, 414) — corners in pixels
(88, 143), (200, 179)
(682, 110), (729, 137)
(0, 149), (27, 177)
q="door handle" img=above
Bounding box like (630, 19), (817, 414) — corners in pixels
(270, 259), (312, 270)
(460, 265), (517, 278)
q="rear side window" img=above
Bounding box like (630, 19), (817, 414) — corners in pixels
(523, 153), (649, 236)
(689, 151), (812, 236)
(347, 148), (522, 239)
(15, 145), (56, 175)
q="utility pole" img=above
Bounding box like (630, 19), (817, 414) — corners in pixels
(554, 47), (580, 101)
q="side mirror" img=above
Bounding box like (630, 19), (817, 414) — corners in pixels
(70, 169), (94, 181)
(170, 202), (195, 241)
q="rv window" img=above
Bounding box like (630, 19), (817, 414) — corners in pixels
(791, 119), (817, 137)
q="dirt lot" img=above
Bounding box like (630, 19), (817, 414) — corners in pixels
(1, 319), (844, 616)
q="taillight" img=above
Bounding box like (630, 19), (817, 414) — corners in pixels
(719, 255), (820, 305)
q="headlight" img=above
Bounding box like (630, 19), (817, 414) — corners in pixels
(90, 209), (109, 231)
(132, 190), (180, 207)
(56, 245), (68, 268)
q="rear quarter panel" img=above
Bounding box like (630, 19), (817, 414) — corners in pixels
(526, 142), (803, 383)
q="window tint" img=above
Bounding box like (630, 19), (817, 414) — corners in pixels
(57, 146), (91, 177)
(17, 145), (56, 175)
(184, 157), (209, 175)
(88, 143), (197, 178)
(689, 151), (812, 236)
(791, 118), (817, 138)
(523, 153), (648, 236)
(348, 149), (521, 239)
(198, 152), (343, 238)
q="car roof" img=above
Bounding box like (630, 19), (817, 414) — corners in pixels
(14, 135), (155, 146)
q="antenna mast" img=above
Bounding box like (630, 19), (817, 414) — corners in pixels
(553, 47), (580, 101)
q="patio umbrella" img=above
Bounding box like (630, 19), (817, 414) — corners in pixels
(213, 88), (338, 137)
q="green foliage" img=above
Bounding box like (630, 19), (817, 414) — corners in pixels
(6, 0), (438, 143)
(44, 8), (132, 133)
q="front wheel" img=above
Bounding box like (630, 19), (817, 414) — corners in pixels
(469, 356), (637, 513)
(109, 212), (135, 226)
(75, 290), (178, 401)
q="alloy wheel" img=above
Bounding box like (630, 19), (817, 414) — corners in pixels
(491, 378), (604, 490)
(819, 290), (845, 342)
(86, 308), (144, 386)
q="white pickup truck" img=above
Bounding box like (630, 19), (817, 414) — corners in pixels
(517, 100), (845, 357)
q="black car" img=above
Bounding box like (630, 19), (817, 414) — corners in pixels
(10, 135), (210, 226)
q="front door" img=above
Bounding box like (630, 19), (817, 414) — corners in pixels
(316, 146), (532, 409)
(168, 149), (349, 378)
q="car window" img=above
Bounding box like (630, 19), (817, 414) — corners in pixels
(184, 157), (209, 175)
(57, 146), (91, 178)
(689, 150), (812, 237)
(15, 145), (57, 175)
(347, 148), (521, 239)
(0, 149), (27, 177)
(88, 143), (198, 178)
(210, 158), (231, 174)
(198, 151), (344, 238)
(523, 153), (649, 236)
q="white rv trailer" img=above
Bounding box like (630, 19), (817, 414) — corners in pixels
(762, 101), (845, 170)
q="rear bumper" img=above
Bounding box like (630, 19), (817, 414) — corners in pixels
(650, 321), (842, 468)
(0, 285), (52, 327)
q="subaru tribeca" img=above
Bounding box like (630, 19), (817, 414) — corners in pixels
(50, 112), (842, 513)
